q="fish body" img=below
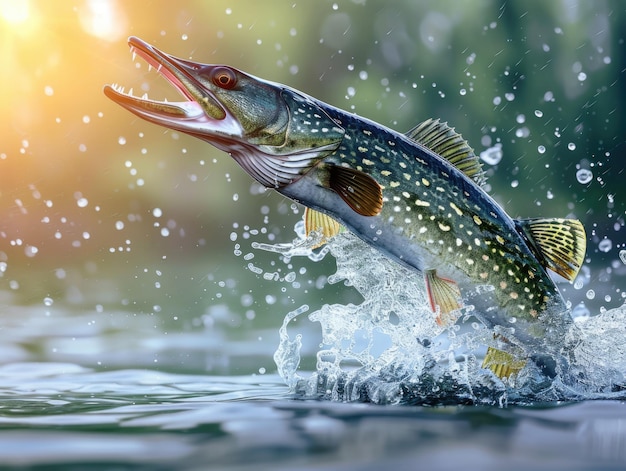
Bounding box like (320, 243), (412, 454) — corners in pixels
(105, 38), (586, 377)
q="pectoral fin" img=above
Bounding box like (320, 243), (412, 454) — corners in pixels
(304, 208), (344, 248)
(327, 165), (383, 217)
(482, 347), (527, 379)
(424, 269), (462, 326)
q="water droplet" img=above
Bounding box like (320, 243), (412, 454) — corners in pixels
(44, 86), (54, 96)
(359, 70), (368, 80)
(577, 72), (587, 81)
(598, 239), (612, 253)
(181, 34), (188, 41)
(76, 198), (88, 208)
(586, 289), (595, 300)
(43, 297), (54, 307)
(24, 245), (38, 257)
(534, 109), (543, 118)
(479, 144), (503, 165)
(620, 250), (626, 264)
(537, 145), (546, 154)
(118, 136), (126, 145)
(567, 142), (576, 151)
(576, 168), (593, 184)
(515, 127), (529, 138)
(115, 221), (125, 230)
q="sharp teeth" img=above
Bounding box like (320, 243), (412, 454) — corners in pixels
(132, 50), (137, 62)
(142, 93), (148, 99)
(128, 87), (134, 96)
(157, 63), (162, 73)
(148, 64), (153, 72)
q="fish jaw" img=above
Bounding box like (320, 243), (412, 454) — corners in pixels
(103, 37), (244, 141)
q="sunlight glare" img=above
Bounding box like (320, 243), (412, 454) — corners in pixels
(0, 0), (29, 25)
(78, 0), (127, 42)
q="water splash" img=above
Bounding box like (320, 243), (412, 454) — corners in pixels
(257, 220), (626, 405)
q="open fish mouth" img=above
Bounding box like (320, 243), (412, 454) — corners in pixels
(103, 37), (242, 138)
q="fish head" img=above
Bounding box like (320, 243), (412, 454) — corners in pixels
(104, 37), (345, 188)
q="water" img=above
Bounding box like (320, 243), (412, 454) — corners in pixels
(0, 363), (626, 470)
(2, 225), (626, 470)
(274, 229), (626, 401)
(2, 364), (626, 470)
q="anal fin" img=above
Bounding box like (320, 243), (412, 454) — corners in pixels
(424, 269), (462, 326)
(304, 208), (343, 248)
(482, 347), (527, 379)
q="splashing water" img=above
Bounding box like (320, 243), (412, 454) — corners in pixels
(255, 220), (626, 405)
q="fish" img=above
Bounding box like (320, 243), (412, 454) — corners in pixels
(104, 37), (586, 380)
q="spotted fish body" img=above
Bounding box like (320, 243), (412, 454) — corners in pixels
(105, 38), (586, 377)
(282, 111), (576, 346)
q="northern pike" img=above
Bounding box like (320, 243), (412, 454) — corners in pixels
(104, 37), (586, 379)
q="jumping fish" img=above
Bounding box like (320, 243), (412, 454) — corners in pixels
(104, 37), (586, 379)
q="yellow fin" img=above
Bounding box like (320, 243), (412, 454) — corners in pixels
(327, 165), (383, 217)
(304, 208), (343, 248)
(482, 347), (527, 379)
(424, 269), (462, 326)
(405, 118), (486, 187)
(516, 218), (587, 281)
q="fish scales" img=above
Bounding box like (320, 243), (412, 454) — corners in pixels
(299, 108), (556, 323)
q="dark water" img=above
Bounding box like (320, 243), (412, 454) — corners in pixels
(0, 363), (625, 471)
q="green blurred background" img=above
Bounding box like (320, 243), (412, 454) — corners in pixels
(0, 0), (624, 372)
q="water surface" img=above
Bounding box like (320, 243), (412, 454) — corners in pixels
(2, 362), (626, 471)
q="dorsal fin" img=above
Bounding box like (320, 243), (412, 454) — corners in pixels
(406, 118), (486, 187)
(516, 218), (587, 282)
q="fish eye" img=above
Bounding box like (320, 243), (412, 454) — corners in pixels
(211, 67), (237, 89)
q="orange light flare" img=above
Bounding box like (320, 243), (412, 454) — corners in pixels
(77, 0), (128, 42)
(0, 0), (129, 134)
(0, 0), (131, 198)
(0, 0), (32, 29)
